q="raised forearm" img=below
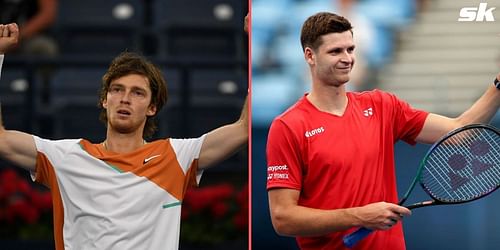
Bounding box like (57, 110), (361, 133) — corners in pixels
(198, 96), (248, 169)
(417, 77), (500, 144)
(456, 80), (500, 126)
(239, 95), (248, 129)
(0, 32), (37, 171)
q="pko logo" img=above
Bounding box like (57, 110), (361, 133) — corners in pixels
(458, 3), (496, 22)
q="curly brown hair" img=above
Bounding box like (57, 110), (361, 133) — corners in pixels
(300, 12), (353, 52)
(98, 52), (168, 138)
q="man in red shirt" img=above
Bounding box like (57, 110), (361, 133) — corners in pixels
(266, 12), (500, 250)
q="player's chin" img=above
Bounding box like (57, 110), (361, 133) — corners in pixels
(334, 70), (350, 79)
(335, 75), (350, 85)
(110, 120), (137, 134)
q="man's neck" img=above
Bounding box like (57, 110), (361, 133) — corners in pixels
(103, 130), (146, 153)
(307, 84), (348, 116)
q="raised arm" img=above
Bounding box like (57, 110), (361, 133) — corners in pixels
(198, 96), (248, 169)
(197, 14), (249, 169)
(416, 78), (500, 144)
(268, 188), (411, 236)
(0, 23), (38, 171)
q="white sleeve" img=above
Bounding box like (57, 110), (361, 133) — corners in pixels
(31, 136), (82, 181)
(169, 134), (207, 184)
(0, 54), (4, 80)
(169, 134), (207, 169)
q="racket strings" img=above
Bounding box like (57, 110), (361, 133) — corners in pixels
(449, 131), (498, 198)
(441, 131), (498, 195)
(443, 130), (499, 197)
(452, 130), (500, 193)
(421, 127), (500, 203)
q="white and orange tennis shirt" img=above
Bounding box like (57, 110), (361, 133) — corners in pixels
(31, 135), (206, 250)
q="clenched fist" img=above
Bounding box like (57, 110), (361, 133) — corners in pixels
(0, 23), (19, 54)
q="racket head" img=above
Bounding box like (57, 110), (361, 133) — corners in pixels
(418, 124), (500, 205)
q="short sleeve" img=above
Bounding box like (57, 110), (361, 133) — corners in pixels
(266, 119), (303, 190)
(169, 134), (207, 185)
(32, 136), (81, 187)
(389, 93), (429, 145)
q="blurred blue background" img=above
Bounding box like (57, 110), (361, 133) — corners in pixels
(251, 0), (500, 249)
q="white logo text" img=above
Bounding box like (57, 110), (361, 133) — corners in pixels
(458, 3), (496, 22)
(267, 164), (289, 180)
(305, 127), (325, 138)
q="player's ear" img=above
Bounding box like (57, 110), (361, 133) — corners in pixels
(147, 104), (157, 117)
(102, 98), (108, 109)
(304, 47), (315, 65)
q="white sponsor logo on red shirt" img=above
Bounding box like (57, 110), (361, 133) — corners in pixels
(305, 127), (325, 138)
(363, 107), (373, 117)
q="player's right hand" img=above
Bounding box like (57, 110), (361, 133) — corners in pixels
(0, 23), (19, 54)
(355, 202), (411, 231)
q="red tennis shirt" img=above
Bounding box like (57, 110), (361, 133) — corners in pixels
(266, 90), (428, 250)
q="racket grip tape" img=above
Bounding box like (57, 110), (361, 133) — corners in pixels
(343, 227), (373, 248)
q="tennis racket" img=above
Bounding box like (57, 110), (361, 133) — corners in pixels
(343, 124), (500, 248)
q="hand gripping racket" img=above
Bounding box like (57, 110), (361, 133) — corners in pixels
(343, 124), (500, 248)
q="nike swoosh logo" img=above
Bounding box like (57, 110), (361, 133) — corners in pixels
(143, 154), (161, 164)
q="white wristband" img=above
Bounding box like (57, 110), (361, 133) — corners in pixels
(0, 54), (4, 80)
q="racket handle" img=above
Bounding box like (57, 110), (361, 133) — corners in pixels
(343, 227), (373, 248)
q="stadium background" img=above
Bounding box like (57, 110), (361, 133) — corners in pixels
(0, 0), (248, 249)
